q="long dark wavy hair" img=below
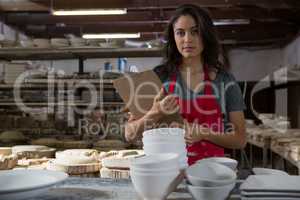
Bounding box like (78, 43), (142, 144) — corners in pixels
(160, 4), (227, 77)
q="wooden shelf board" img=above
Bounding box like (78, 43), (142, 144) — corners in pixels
(0, 47), (162, 60)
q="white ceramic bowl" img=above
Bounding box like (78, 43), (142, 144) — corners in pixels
(253, 168), (289, 176)
(130, 170), (179, 200)
(130, 165), (179, 174)
(143, 149), (187, 169)
(187, 183), (235, 200)
(142, 137), (185, 144)
(130, 153), (179, 170)
(198, 157), (238, 170)
(186, 162), (236, 187)
(143, 140), (186, 146)
(143, 128), (185, 140)
(143, 143), (186, 154)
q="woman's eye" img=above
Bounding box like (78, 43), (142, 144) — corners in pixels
(191, 29), (199, 35)
(176, 31), (185, 37)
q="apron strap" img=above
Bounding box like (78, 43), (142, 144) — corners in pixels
(168, 71), (177, 94)
(203, 66), (213, 95)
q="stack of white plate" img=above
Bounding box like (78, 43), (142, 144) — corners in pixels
(33, 38), (51, 48)
(142, 128), (188, 169)
(240, 175), (300, 200)
(130, 153), (181, 200)
(70, 38), (87, 47)
(4, 63), (27, 84)
(51, 38), (69, 47)
(186, 161), (236, 200)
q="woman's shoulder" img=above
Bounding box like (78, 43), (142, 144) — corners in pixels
(215, 68), (237, 83)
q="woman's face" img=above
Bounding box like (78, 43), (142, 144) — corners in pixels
(173, 15), (203, 60)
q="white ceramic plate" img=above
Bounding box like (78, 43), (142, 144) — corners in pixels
(241, 191), (300, 197)
(242, 197), (300, 200)
(0, 169), (68, 200)
(240, 175), (300, 192)
(253, 168), (289, 176)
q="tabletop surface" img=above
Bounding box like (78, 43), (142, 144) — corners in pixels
(29, 177), (242, 200)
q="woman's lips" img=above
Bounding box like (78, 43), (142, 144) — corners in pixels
(183, 47), (194, 52)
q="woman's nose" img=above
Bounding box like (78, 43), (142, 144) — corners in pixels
(184, 31), (193, 42)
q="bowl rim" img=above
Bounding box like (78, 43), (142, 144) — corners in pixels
(186, 162), (237, 184)
(130, 165), (179, 172)
(130, 170), (179, 176)
(143, 128), (185, 137)
(187, 182), (235, 189)
(198, 157), (238, 166)
(130, 153), (179, 167)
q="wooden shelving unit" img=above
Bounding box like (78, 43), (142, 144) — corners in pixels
(0, 47), (133, 134)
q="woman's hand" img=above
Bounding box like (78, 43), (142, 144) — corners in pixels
(147, 87), (180, 119)
(184, 121), (209, 145)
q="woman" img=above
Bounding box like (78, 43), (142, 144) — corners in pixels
(125, 4), (246, 165)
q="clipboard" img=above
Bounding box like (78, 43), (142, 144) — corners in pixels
(113, 70), (183, 125)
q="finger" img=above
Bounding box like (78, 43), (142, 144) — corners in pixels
(184, 135), (192, 140)
(169, 104), (179, 114)
(185, 139), (194, 145)
(162, 97), (177, 109)
(164, 100), (176, 110)
(155, 87), (166, 101)
(165, 94), (178, 102)
(167, 98), (177, 106)
(174, 105), (180, 112)
(185, 130), (193, 138)
(169, 122), (181, 128)
(169, 100), (178, 109)
(161, 97), (175, 109)
(165, 103), (178, 114)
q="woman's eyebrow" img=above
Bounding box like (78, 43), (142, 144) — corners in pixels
(174, 26), (198, 31)
(174, 28), (184, 31)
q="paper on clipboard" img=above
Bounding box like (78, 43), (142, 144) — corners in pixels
(113, 70), (183, 125)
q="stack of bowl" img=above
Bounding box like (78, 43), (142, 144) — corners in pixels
(186, 161), (236, 200)
(130, 153), (180, 200)
(142, 128), (188, 169)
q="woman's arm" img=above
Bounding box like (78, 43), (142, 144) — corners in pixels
(185, 111), (246, 149)
(125, 88), (180, 142)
